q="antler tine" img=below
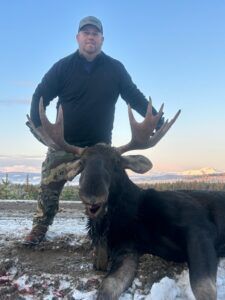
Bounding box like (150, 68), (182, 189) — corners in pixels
(117, 99), (181, 154)
(144, 97), (164, 125)
(26, 113), (57, 148)
(146, 109), (181, 148)
(26, 97), (85, 155)
(38, 99), (65, 148)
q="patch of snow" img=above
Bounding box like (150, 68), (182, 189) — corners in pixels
(217, 259), (225, 300)
(0, 216), (87, 239)
(58, 278), (71, 290)
(146, 276), (181, 300)
(72, 289), (97, 299)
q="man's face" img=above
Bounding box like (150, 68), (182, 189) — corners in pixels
(76, 25), (104, 59)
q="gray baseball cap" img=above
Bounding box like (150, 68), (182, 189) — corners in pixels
(78, 16), (103, 33)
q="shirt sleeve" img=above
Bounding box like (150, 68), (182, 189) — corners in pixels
(30, 62), (61, 127)
(118, 62), (164, 128)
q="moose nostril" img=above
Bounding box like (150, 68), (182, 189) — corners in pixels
(90, 204), (101, 214)
(79, 194), (97, 204)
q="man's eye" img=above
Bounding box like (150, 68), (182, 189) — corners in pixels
(82, 31), (99, 37)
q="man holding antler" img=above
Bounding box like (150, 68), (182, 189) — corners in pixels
(23, 16), (164, 245)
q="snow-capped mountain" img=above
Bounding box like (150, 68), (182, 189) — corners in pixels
(0, 167), (225, 185)
(180, 167), (223, 176)
(129, 167), (225, 183)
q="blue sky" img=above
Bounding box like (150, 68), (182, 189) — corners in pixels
(0, 0), (225, 172)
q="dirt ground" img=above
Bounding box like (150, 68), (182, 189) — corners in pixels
(0, 201), (186, 299)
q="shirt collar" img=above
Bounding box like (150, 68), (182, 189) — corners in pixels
(77, 50), (105, 65)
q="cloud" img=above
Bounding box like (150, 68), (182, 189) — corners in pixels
(0, 155), (43, 160)
(0, 165), (40, 173)
(0, 155), (43, 173)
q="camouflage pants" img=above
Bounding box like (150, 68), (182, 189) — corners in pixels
(33, 148), (79, 227)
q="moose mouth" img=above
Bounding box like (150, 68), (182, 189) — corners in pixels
(85, 203), (105, 219)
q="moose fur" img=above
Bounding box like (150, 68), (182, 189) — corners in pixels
(77, 144), (225, 300)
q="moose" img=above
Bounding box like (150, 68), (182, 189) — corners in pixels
(27, 98), (225, 300)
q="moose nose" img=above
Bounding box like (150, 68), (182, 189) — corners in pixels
(79, 193), (108, 206)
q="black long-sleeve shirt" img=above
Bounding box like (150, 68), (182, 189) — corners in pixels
(31, 51), (160, 147)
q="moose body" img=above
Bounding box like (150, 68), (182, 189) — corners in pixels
(27, 98), (225, 299)
(80, 144), (225, 300)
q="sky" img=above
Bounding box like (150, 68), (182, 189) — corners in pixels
(0, 0), (225, 173)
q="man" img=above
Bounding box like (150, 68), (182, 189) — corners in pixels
(23, 16), (163, 245)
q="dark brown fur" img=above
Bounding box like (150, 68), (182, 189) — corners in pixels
(77, 144), (225, 300)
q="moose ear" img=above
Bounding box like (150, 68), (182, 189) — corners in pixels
(121, 155), (153, 174)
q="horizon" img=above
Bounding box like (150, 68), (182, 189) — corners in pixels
(1, 1), (225, 173)
(0, 163), (224, 174)
(1, 165), (225, 188)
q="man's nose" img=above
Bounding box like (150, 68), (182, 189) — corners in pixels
(87, 32), (96, 37)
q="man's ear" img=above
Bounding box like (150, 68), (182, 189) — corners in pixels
(121, 155), (153, 174)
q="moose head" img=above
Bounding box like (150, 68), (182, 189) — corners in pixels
(27, 98), (180, 218)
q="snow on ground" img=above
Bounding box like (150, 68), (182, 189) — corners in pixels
(0, 200), (225, 299)
(0, 216), (87, 241)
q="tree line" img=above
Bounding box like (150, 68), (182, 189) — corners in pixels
(0, 174), (224, 200)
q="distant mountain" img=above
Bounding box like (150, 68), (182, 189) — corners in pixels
(0, 172), (41, 185)
(179, 167), (222, 176)
(129, 167), (225, 183)
(1, 167), (225, 185)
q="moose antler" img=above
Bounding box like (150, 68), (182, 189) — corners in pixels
(26, 97), (85, 155)
(27, 97), (180, 157)
(117, 98), (181, 154)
